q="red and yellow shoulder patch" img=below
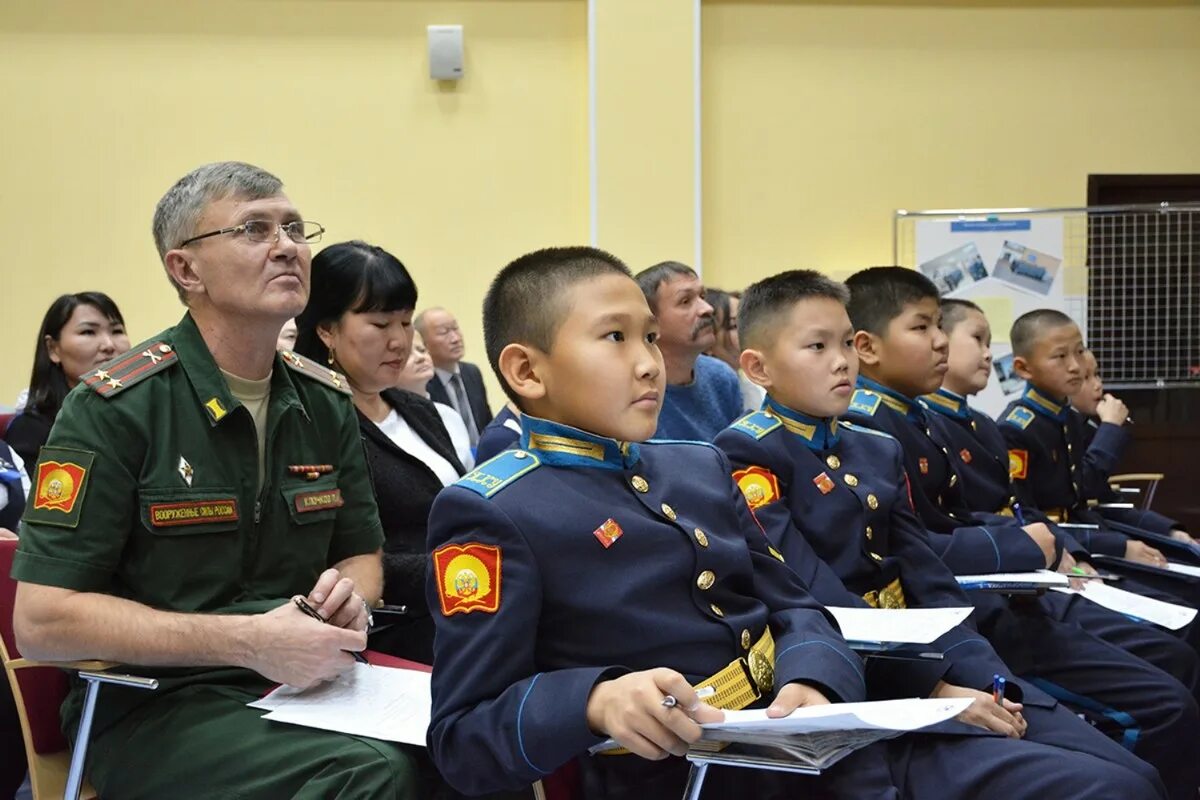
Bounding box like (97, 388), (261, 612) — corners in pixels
(1008, 449), (1029, 480)
(33, 459), (87, 514)
(733, 466), (780, 510)
(433, 542), (502, 616)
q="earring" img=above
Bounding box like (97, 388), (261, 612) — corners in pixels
(327, 348), (336, 366)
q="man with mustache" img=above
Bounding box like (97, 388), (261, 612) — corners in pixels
(635, 261), (744, 442)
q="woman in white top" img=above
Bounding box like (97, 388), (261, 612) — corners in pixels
(293, 240), (465, 665)
(394, 331), (474, 471)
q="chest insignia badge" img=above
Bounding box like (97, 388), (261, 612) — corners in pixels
(178, 456), (194, 487)
(813, 472), (835, 495)
(593, 518), (624, 549)
(918, 457), (929, 475)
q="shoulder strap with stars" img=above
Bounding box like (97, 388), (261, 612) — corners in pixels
(279, 350), (353, 396)
(455, 449), (541, 499)
(727, 410), (782, 440)
(82, 340), (178, 399)
(848, 389), (882, 417)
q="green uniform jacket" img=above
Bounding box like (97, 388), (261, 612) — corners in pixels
(13, 312), (385, 736)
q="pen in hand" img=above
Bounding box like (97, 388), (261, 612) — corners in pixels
(293, 595), (371, 666)
(992, 674), (1006, 706)
(661, 685), (717, 709)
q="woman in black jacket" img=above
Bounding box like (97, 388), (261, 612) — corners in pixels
(294, 241), (464, 665)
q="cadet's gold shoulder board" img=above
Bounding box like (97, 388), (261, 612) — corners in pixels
(729, 410), (782, 440)
(455, 449), (541, 499)
(1003, 406), (1035, 430)
(848, 390), (882, 417)
(82, 340), (178, 399)
(279, 350), (353, 395)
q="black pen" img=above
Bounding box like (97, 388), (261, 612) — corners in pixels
(293, 595), (371, 665)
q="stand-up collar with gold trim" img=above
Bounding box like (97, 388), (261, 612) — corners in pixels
(1021, 384), (1069, 423)
(922, 388), (971, 421)
(519, 415), (640, 471)
(762, 396), (840, 452)
(856, 376), (926, 424)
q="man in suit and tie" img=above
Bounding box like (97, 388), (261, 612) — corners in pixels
(416, 307), (493, 446)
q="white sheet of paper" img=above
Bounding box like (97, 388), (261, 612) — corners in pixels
(1052, 582), (1198, 630)
(250, 663), (431, 745)
(1167, 562), (1200, 578)
(704, 697), (972, 736)
(827, 607), (973, 645)
(956, 570), (1068, 586)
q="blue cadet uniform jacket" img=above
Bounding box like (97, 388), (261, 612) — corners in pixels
(1077, 415), (1184, 536)
(844, 377), (1049, 574)
(998, 386), (1134, 556)
(921, 388), (1089, 561)
(714, 398), (1048, 707)
(425, 416), (866, 796)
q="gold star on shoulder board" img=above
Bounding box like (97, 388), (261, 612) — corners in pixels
(94, 369), (110, 381)
(106, 377), (123, 390)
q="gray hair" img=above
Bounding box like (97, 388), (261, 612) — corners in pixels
(152, 161), (284, 302)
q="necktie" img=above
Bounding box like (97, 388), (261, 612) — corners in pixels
(449, 372), (480, 445)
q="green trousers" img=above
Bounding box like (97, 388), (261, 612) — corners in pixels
(83, 680), (418, 799)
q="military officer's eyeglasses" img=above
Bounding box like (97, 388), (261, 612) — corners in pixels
(178, 219), (325, 248)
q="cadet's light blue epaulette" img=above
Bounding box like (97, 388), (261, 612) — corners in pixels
(727, 410), (782, 440)
(455, 449), (541, 499)
(81, 339), (179, 399)
(1002, 406), (1035, 431)
(838, 420), (897, 441)
(279, 350), (353, 395)
(848, 389), (882, 417)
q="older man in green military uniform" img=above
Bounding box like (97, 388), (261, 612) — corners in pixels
(11, 162), (416, 798)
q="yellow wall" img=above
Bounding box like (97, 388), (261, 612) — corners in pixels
(702, 0), (1200, 288)
(6, 1), (1200, 407)
(0, 0), (586, 407)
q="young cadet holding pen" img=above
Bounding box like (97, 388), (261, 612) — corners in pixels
(425, 248), (1165, 800)
(714, 270), (1168, 798)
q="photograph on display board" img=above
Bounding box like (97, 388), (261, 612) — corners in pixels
(992, 240), (1061, 297)
(992, 352), (1023, 396)
(918, 242), (988, 295)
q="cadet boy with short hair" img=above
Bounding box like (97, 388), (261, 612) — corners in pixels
(840, 267), (1200, 799)
(712, 269), (1182, 795)
(425, 249), (1164, 800)
(1070, 350), (1196, 543)
(925, 299), (1200, 693)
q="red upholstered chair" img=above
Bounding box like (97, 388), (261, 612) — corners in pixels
(0, 413), (14, 437)
(0, 539), (157, 799)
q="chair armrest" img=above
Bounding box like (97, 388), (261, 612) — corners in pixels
(6, 659), (158, 690)
(1110, 473), (1165, 483)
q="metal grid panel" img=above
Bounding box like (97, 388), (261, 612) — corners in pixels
(895, 203), (1200, 389)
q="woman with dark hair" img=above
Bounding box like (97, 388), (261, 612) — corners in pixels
(703, 287), (763, 412)
(5, 292), (130, 465)
(294, 241), (464, 665)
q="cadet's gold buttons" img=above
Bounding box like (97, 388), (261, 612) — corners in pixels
(826, 455), (841, 470)
(865, 525), (874, 540)
(159, 344), (172, 354)
(710, 603), (725, 617)
(741, 629), (752, 649)
(661, 503), (677, 520)
(694, 528), (709, 547)
(631, 475), (649, 493)
(941, 447), (950, 456)
(697, 570), (715, 590)
(513, 450), (529, 459)
(870, 552), (883, 561)
(949, 474), (958, 487)
(844, 474), (859, 487)
(866, 493), (879, 510)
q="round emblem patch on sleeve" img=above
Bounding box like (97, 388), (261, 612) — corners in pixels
(733, 466), (780, 510)
(25, 447), (96, 528)
(433, 542), (502, 616)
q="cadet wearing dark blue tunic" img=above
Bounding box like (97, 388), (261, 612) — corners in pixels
(840, 267), (1200, 799)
